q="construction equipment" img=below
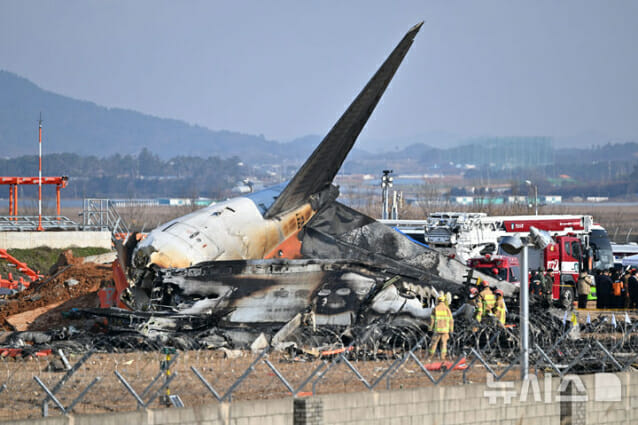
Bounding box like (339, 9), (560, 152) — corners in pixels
(0, 249), (42, 290)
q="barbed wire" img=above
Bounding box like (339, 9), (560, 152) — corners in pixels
(0, 311), (636, 420)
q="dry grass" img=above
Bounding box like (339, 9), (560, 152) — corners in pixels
(0, 349), (513, 421)
(57, 205), (198, 233)
(55, 196), (638, 243)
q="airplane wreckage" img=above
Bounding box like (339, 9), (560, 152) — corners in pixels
(94, 22), (518, 350)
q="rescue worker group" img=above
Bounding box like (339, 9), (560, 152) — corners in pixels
(428, 279), (506, 360)
(427, 266), (638, 361)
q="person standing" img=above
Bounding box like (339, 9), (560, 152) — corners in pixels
(543, 269), (555, 306)
(596, 269), (613, 309)
(612, 269), (623, 308)
(530, 270), (543, 298)
(428, 294), (454, 360)
(468, 286), (483, 323)
(494, 289), (506, 326)
(623, 268), (632, 308)
(577, 271), (593, 309)
(479, 280), (496, 315)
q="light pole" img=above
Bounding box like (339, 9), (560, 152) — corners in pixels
(381, 170), (393, 220)
(525, 180), (538, 215)
(500, 226), (553, 380)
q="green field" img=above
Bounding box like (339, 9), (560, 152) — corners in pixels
(1, 246), (111, 276)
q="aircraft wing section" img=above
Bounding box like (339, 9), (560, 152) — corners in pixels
(298, 201), (518, 298)
(264, 22), (423, 219)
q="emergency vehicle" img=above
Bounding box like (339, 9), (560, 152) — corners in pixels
(467, 233), (590, 307)
(429, 213), (613, 308)
(383, 213), (614, 308)
(466, 254), (521, 285)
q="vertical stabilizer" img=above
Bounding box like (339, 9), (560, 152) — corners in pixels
(265, 22), (423, 219)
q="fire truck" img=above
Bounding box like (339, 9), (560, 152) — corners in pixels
(466, 254), (521, 285)
(467, 233), (592, 307)
(420, 213), (614, 308)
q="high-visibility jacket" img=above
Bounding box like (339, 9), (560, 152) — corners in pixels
(494, 298), (506, 325)
(430, 302), (454, 333)
(480, 288), (496, 313)
(613, 280), (623, 297)
(472, 299), (484, 323)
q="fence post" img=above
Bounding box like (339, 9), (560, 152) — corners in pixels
(294, 397), (323, 425)
(559, 377), (587, 425)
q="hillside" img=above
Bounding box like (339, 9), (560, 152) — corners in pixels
(0, 70), (297, 162)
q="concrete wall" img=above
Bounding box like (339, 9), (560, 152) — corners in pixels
(0, 399), (293, 425)
(319, 384), (557, 425)
(0, 231), (111, 249)
(581, 372), (638, 424)
(2, 372), (637, 425)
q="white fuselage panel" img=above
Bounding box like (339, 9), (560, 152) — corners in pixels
(134, 197), (280, 269)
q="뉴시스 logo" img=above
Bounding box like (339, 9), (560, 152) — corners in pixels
(483, 373), (622, 405)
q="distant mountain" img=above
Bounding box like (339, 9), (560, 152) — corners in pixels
(0, 70), (304, 162)
(357, 131), (463, 152)
(4, 70), (627, 174)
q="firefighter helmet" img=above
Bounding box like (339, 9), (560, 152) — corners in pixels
(494, 289), (504, 297)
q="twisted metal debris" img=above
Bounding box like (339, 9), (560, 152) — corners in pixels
(1, 309), (637, 420)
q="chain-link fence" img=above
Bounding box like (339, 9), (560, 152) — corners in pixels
(1, 312), (637, 421)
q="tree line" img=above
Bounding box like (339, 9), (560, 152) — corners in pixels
(0, 149), (256, 199)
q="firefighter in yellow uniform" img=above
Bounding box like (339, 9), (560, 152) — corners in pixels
(469, 286), (483, 323)
(479, 280), (496, 316)
(428, 294), (454, 360)
(494, 289), (506, 326)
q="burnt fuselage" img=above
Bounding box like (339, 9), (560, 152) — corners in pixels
(131, 184), (313, 272)
(151, 259), (449, 327)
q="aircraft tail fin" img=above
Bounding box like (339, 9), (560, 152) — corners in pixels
(264, 22), (423, 219)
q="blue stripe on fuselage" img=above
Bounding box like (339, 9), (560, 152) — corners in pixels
(392, 227), (430, 248)
(245, 182), (288, 216)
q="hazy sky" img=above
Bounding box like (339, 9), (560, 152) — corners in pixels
(2, 1), (638, 147)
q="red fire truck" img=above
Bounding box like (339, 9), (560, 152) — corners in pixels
(468, 233), (586, 308)
(387, 213), (614, 307)
(471, 217), (613, 307)
(467, 254), (521, 285)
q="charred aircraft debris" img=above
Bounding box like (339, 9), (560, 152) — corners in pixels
(96, 22), (516, 350)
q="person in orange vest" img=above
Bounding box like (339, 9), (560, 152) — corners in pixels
(612, 269), (624, 308)
(428, 294), (454, 360)
(494, 289), (506, 326)
(479, 280), (496, 315)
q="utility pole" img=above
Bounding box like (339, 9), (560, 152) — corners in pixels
(391, 190), (402, 220)
(525, 180), (538, 216)
(37, 113), (43, 231)
(520, 244), (529, 379)
(381, 170), (393, 220)
(501, 227), (553, 380)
